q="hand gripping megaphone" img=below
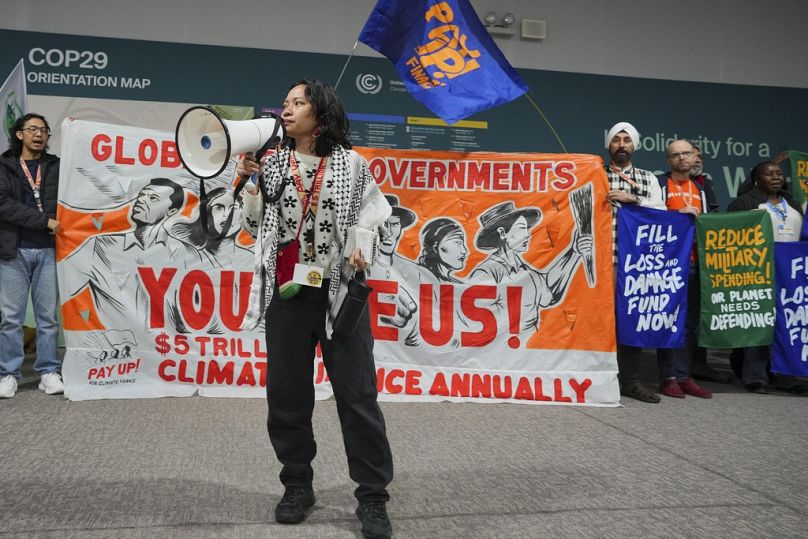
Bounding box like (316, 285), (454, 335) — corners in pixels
(175, 106), (285, 179)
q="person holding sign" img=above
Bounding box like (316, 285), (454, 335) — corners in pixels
(604, 122), (666, 403)
(238, 79), (394, 539)
(728, 160), (808, 395)
(656, 140), (713, 399)
(688, 143), (729, 384)
(0, 113), (62, 399)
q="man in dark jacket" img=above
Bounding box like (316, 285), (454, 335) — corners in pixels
(688, 144), (731, 383)
(655, 139), (713, 400)
(0, 113), (62, 398)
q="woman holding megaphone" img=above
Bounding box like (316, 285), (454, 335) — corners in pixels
(237, 79), (393, 539)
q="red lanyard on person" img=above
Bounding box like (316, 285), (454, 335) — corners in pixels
(20, 157), (43, 212)
(289, 152), (327, 258)
(609, 165), (639, 188)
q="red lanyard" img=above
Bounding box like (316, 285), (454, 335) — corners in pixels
(289, 152), (327, 255)
(609, 165), (639, 188)
(20, 158), (43, 212)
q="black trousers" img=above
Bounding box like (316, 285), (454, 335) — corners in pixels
(265, 283), (393, 502)
(616, 344), (644, 387)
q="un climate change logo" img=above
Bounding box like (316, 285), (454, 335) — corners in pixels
(356, 74), (382, 94)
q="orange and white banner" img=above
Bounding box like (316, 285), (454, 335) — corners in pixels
(57, 120), (618, 405)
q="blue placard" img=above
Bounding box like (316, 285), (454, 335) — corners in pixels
(772, 241), (808, 377)
(616, 205), (694, 348)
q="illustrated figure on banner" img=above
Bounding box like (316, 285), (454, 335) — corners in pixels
(418, 217), (469, 284)
(371, 195), (422, 341)
(171, 186), (253, 269)
(372, 193), (595, 350)
(81, 329), (136, 366)
(470, 197), (594, 334)
(61, 177), (205, 332)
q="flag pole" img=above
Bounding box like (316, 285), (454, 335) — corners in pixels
(523, 93), (568, 153)
(334, 41), (359, 91)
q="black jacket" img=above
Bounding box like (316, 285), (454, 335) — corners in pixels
(727, 186), (803, 215)
(0, 149), (60, 260)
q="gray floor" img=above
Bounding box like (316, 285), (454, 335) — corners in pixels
(2, 352), (807, 538)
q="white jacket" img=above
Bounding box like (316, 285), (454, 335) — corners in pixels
(241, 145), (391, 338)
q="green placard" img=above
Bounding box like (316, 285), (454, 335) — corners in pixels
(789, 150), (808, 204)
(697, 210), (775, 347)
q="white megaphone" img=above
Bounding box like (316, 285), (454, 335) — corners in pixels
(175, 106), (285, 179)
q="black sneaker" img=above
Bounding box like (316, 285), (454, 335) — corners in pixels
(745, 382), (768, 394)
(786, 384), (808, 396)
(274, 486), (315, 524)
(356, 500), (392, 539)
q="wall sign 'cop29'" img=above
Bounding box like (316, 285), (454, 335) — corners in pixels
(25, 46), (150, 89)
(1, 29), (807, 211)
(28, 47), (109, 69)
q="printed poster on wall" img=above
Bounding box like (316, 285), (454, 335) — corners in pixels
(697, 210), (775, 348)
(57, 120), (619, 405)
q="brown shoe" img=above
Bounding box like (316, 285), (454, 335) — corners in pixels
(660, 379), (685, 398)
(678, 377), (712, 399)
(620, 383), (660, 403)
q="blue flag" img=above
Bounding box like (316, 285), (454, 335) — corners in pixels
(358, 0), (528, 124)
(772, 241), (808, 377)
(616, 205), (694, 348)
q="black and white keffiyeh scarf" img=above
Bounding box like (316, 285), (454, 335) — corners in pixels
(243, 145), (384, 337)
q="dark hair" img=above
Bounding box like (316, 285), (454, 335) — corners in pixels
(286, 79), (351, 157)
(418, 218), (465, 283)
(751, 161), (780, 183)
(147, 177), (185, 212)
(7, 113), (50, 156)
(173, 187), (240, 252)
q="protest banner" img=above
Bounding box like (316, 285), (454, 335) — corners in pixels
(0, 58), (26, 155)
(789, 150), (808, 205)
(772, 241), (808, 377)
(57, 120), (618, 405)
(358, 0), (527, 124)
(616, 205), (693, 348)
(697, 210), (775, 348)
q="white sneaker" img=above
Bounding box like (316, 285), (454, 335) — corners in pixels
(39, 372), (64, 395)
(0, 375), (17, 398)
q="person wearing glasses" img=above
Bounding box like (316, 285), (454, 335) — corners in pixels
(655, 139), (713, 400)
(686, 143), (729, 385)
(0, 113), (61, 399)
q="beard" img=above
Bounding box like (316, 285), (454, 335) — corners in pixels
(611, 149), (632, 165)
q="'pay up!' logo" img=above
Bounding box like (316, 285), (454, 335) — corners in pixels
(405, 2), (482, 89)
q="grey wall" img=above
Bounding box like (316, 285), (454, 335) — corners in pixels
(3, 0), (807, 89)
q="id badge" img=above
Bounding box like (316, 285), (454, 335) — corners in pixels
(779, 224), (794, 236)
(292, 263), (324, 288)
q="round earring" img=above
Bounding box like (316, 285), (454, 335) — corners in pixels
(313, 126), (322, 138)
